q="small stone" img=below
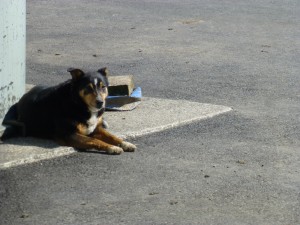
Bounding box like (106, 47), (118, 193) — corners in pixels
(20, 213), (29, 218)
(169, 200), (178, 205)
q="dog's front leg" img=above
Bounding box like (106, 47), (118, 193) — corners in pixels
(91, 126), (136, 152)
(63, 133), (124, 154)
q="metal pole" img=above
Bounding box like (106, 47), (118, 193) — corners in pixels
(0, 0), (26, 131)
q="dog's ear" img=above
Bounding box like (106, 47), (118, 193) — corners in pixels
(98, 67), (109, 77)
(67, 68), (84, 80)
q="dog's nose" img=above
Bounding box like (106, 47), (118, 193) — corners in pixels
(96, 99), (103, 108)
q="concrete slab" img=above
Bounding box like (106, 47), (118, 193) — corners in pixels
(107, 97), (232, 138)
(0, 97), (232, 169)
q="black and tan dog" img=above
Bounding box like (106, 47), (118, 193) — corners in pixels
(1, 67), (136, 154)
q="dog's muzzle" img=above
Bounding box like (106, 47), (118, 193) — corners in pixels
(96, 99), (103, 109)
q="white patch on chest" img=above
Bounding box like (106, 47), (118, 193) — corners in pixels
(86, 113), (98, 134)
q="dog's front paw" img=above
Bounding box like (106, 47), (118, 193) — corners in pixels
(107, 146), (124, 155)
(120, 141), (136, 152)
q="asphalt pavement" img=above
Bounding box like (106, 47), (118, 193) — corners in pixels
(1, 0), (299, 224)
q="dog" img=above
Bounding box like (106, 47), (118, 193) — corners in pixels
(1, 67), (136, 154)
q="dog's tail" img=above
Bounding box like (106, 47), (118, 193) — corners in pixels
(1, 103), (24, 141)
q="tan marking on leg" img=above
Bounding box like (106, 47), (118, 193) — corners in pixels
(76, 123), (88, 135)
(92, 125), (136, 152)
(92, 126), (123, 146)
(64, 133), (123, 154)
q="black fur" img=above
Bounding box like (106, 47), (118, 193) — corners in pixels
(1, 69), (108, 140)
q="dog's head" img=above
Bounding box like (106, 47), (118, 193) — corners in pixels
(68, 67), (109, 112)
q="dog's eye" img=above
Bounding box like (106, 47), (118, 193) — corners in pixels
(84, 85), (93, 94)
(99, 82), (106, 90)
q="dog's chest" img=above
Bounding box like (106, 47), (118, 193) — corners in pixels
(86, 113), (98, 134)
(76, 113), (100, 135)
